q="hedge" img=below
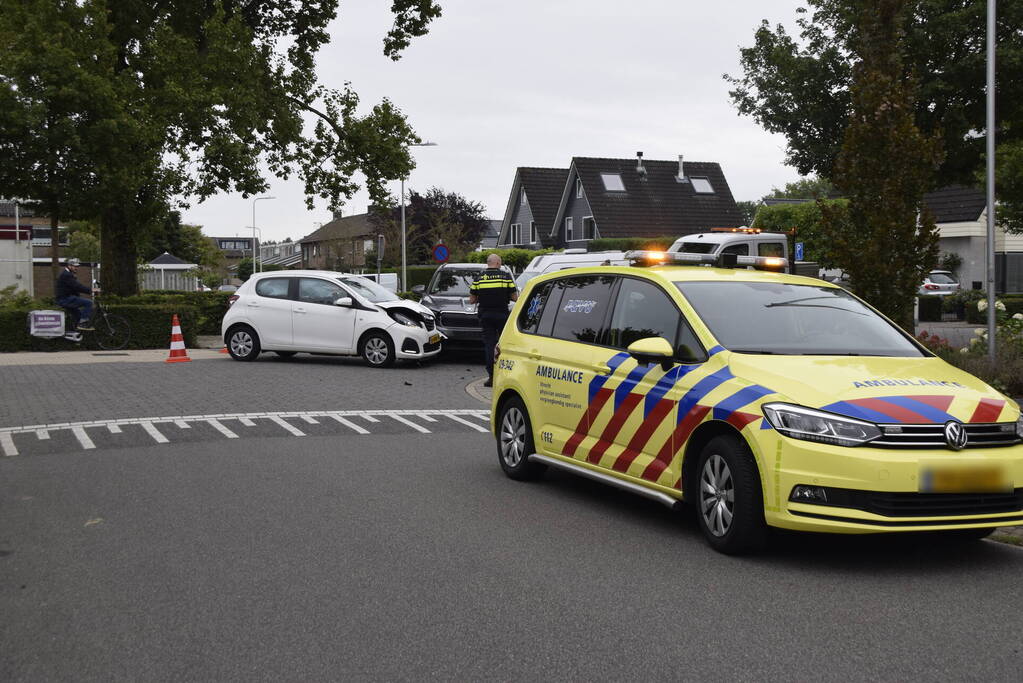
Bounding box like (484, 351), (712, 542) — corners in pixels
(105, 291), (232, 335)
(0, 304), (199, 352)
(965, 296), (1023, 324)
(588, 237), (678, 251)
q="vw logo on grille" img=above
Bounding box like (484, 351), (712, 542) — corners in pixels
(944, 420), (968, 451)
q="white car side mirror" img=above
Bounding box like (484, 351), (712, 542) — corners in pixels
(334, 297), (353, 307)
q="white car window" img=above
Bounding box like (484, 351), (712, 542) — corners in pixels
(336, 276), (399, 303)
(255, 277), (291, 299)
(299, 278), (345, 305)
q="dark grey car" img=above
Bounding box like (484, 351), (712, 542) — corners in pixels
(414, 263), (514, 345)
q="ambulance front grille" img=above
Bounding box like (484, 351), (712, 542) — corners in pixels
(822, 488), (1023, 517)
(868, 423), (1021, 449)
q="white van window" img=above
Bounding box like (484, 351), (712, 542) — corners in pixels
(759, 242), (785, 258)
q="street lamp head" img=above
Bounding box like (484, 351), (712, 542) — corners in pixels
(412, 142), (438, 147)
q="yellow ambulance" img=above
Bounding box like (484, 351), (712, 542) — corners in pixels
(490, 252), (1023, 554)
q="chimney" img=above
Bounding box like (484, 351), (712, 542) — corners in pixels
(676, 155), (687, 183)
(636, 151), (647, 179)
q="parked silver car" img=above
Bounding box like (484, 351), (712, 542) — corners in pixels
(918, 270), (960, 296)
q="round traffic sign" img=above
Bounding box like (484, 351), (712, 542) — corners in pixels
(433, 243), (449, 262)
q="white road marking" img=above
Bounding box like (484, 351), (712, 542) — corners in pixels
(206, 418), (238, 439)
(70, 426), (95, 450)
(0, 409), (493, 455)
(389, 414), (430, 434)
(444, 414), (489, 433)
(268, 415), (305, 437)
(139, 421), (168, 444)
(328, 414), (369, 435)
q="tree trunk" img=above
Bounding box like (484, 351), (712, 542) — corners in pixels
(100, 203), (139, 296)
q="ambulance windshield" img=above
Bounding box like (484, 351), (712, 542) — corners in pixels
(675, 281), (925, 357)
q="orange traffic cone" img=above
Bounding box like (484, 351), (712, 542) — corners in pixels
(219, 346), (229, 354)
(165, 314), (192, 363)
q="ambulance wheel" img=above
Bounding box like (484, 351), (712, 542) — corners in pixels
(497, 396), (545, 481)
(695, 434), (768, 555)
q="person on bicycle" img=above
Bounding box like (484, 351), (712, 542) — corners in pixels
(56, 258), (98, 331)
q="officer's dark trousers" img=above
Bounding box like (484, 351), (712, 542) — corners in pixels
(480, 310), (509, 378)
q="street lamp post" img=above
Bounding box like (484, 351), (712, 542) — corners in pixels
(400, 142), (437, 291)
(252, 196), (276, 274)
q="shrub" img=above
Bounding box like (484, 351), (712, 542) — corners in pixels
(104, 291), (232, 334)
(0, 304), (199, 352)
(588, 237), (677, 252)
(378, 265), (438, 289)
(966, 295), (1023, 324)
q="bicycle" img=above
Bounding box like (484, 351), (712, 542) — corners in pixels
(30, 295), (132, 351)
(71, 296), (132, 350)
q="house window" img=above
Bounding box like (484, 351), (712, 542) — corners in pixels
(576, 179), (583, 198)
(520, 188), (526, 206)
(691, 177), (715, 193)
(581, 217), (596, 240)
(313, 244), (320, 256)
(565, 217), (574, 241)
(600, 173), (626, 192)
(218, 239), (250, 250)
(510, 223), (521, 244)
(530, 221), (537, 243)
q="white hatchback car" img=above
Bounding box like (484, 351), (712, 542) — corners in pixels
(222, 271), (442, 367)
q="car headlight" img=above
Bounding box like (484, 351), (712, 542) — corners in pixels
(388, 311), (421, 328)
(1017, 413), (1023, 439)
(762, 403), (881, 447)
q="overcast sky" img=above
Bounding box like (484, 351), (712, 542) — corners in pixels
(182, 0), (808, 243)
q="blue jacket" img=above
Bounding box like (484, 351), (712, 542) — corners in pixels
(55, 268), (90, 300)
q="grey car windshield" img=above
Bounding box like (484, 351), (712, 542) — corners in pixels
(675, 281), (925, 357)
(336, 276), (398, 303)
(431, 269), (479, 296)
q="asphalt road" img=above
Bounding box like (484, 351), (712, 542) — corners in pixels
(2, 353), (1023, 681)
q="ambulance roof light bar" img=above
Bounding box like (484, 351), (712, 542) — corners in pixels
(623, 250), (786, 272)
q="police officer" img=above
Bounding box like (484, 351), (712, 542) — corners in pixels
(469, 254), (518, 387)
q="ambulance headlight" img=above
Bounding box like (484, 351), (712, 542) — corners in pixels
(1016, 413), (1023, 439)
(762, 403), (881, 447)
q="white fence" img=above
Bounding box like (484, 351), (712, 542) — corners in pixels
(140, 269), (199, 291)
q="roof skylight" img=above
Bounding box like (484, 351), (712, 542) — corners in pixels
(600, 173), (626, 192)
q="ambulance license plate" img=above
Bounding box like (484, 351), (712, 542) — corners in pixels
(920, 465), (1009, 493)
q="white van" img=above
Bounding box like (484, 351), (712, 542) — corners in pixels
(668, 229), (788, 266)
(515, 249), (630, 289)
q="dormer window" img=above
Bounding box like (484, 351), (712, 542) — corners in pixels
(691, 177), (715, 193)
(576, 179), (583, 198)
(520, 188), (526, 205)
(600, 173), (626, 192)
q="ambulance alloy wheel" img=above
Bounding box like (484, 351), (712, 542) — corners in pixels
(497, 396), (546, 481)
(227, 325), (261, 361)
(695, 434), (768, 555)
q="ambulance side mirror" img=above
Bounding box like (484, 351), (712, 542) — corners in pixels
(627, 337), (675, 371)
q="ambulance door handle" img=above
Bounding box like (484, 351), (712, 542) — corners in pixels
(591, 363), (611, 375)
(527, 350), (542, 360)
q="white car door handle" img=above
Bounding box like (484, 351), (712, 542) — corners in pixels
(248, 302), (260, 308)
(294, 307), (306, 314)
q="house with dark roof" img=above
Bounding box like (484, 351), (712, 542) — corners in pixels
(300, 213), (376, 270)
(924, 185), (1023, 292)
(141, 252), (200, 291)
(498, 167), (568, 248)
(498, 154), (742, 249)
(478, 219), (502, 250)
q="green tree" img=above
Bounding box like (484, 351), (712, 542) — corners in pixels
(237, 258), (284, 282)
(735, 200), (759, 226)
(751, 199), (849, 267)
(818, 0), (942, 330)
(767, 176), (835, 199)
(371, 187), (490, 265)
(1, 1), (443, 296)
(0, 0), (118, 285)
